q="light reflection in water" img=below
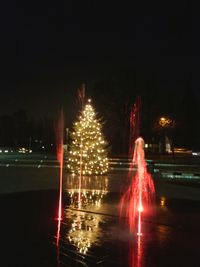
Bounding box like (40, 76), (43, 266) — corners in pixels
(127, 231), (144, 267)
(67, 211), (101, 254)
(56, 218), (61, 267)
(64, 175), (109, 255)
(66, 175), (108, 209)
(136, 235), (142, 267)
(55, 170), (154, 266)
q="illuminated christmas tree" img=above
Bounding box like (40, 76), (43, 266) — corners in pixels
(67, 99), (109, 175)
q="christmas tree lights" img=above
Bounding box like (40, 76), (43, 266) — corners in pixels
(67, 99), (109, 175)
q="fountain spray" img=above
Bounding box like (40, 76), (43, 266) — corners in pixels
(55, 109), (64, 249)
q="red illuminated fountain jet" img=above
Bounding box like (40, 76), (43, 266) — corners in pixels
(120, 137), (155, 235)
(55, 109), (64, 247)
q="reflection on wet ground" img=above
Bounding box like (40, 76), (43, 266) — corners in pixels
(1, 174), (200, 267)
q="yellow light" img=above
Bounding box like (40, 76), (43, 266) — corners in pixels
(160, 197), (166, 206)
(159, 116), (172, 127)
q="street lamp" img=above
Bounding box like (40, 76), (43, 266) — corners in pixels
(159, 117), (172, 128)
(156, 116), (175, 154)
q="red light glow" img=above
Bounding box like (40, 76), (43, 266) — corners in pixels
(120, 137), (155, 235)
(129, 96), (141, 157)
(55, 109), (64, 223)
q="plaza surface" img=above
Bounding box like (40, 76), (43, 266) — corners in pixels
(0, 153), (200, 266)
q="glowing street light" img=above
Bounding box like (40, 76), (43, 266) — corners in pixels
(159, 117), (172, 128)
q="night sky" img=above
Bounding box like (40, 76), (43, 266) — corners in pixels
(1, 1), (199, 150)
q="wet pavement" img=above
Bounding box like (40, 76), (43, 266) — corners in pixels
(1, 173), (200, 267)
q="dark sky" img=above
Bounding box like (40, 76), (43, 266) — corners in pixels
(1, 0), (199, 120)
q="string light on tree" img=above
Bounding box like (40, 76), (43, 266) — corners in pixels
(68, 99), (109, 175)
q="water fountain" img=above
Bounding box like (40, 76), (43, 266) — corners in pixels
(119, 137), (155, 266)
(129, 96), (141, 157)
(120, 137), (155, 235)
(55, 109), (64, 250)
